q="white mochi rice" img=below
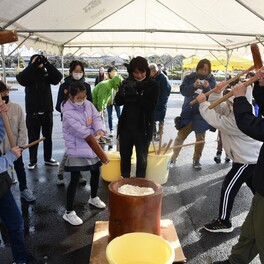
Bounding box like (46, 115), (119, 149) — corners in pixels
(118, 184), (155, 196)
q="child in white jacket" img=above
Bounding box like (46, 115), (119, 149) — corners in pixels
(196, 83), (261, 233)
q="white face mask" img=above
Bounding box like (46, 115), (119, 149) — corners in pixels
(74, 101), (85, 106)
(135, 77), (146, 82)
(72, 72), (83, 80)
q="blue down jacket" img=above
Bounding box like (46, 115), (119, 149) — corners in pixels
(179, 72), (216, 133)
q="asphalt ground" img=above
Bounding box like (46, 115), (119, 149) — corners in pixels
(0, 84), (261, 264)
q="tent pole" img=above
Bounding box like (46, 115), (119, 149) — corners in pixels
(1, 45), (6, 83)
(60, 46), (64, 79)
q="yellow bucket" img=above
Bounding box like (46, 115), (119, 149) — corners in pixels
(106, 232), (175, 264)
(145, 148), (173, 185)
(101, 151), (121, 182)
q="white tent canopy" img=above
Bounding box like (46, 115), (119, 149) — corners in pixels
(1, 0), (264, 58)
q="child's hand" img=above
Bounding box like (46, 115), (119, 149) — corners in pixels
(232, 82), (247, 97)
(0, 101), (8, 113)
(214, 82), (227, 94)
(11, 146), (23, 159)
(96, 130), (105, 139)
(196, 93), (206, 104)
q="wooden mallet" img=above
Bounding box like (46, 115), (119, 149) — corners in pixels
(208, 44), (263, 109)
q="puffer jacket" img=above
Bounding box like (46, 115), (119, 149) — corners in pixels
(179, 72), (216, 133)
(153, 71), (171, 121)
(115, 76), (159, 141)
(16, 61), (62, 114)
(55, 75), (92, 113)
(61, 99), (106, 158)
(92, 76), (122, 111)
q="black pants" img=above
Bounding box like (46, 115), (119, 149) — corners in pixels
(119, 131), (150, 178)
(14, 156), (27, 191)
(26, 112), (53, 164)
(219, 162), (255, 223)
(66, 169), (100, 211)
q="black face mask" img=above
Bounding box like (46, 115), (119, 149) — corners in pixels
(2, 95), (9, 104)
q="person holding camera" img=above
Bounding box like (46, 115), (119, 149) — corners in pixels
(115, 56), (159, 178)
(16, 54), (62, 170)
(170, 59), (216, 170)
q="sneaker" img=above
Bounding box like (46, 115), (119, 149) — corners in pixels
(45, 158), (59, 166)
(109, 130), (114, 137)
(88, 196), (106, 209)
(225, 156), (231, 163)
(212, 261), (230, 264)
(79, 175), (87, 184)
(154, 135), (160, 141)
(103, 136), (112, 143)
(169, 160), (176, 168)
(12, 178), (18, 184)
(27, 163), (36, 170)
(214, 151), (222, 164)
(63, 210), (83, 226)
(20, 189), (36, 202)
(193, 160), (202, 170)
(204, 219), (233, 233)
(98, 138), (106, 144)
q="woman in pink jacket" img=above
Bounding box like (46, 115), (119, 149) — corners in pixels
(61, 82), (107, 226)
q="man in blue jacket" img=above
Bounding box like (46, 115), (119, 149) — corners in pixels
(149, 63), (171, 141)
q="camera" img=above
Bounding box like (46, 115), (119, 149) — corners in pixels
(199, 80), (205, 85)
(120, 79), (138, 102)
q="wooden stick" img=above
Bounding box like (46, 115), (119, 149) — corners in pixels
(208, 76), (258, 109)
(21, 137), (45, 150)
(209, 44), (263, 109)
(0, 95), (16, 147)
(168, 140), (205, 150)
(152, 139), (157, 155)
(158, 123), (164, 155)
(189, 65), (254, 106)
(163, 139), (173, 155)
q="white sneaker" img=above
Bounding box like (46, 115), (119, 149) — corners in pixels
(20, 189), (36, 202)
(45, 158), (59, 166)
(27, 163), (37, 170)
(88, 196), (106, 209)
(79, 175), (87, 184)
(63, 211), (83, 226)
(56, 178), (65, 186)
(169, 160), (176, 168)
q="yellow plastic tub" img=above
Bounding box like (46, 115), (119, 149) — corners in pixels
(101, 151), (121, 182)
(145, 150), (173, 185)
(106, 232), (175, 264)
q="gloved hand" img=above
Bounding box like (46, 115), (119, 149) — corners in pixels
(34, 56), (43, 65)
(40, 55), (48, 65)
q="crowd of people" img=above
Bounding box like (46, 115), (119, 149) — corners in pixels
(1, 53), (264, 264)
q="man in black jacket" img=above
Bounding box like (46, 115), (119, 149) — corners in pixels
(16, 54), (62, 169)
(213, 70), (264, 264)
(115, 56), (159, 178)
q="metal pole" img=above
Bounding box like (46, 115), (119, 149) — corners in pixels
(1, 45), (6, 83)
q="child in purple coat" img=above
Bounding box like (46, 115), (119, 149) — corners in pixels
(61, 82), (107, 226)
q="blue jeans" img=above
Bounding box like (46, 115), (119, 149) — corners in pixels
(106, 104), (121, 131)
(0, 189), (27, 263)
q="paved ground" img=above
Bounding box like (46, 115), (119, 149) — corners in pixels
(0, 85), (261, 264)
